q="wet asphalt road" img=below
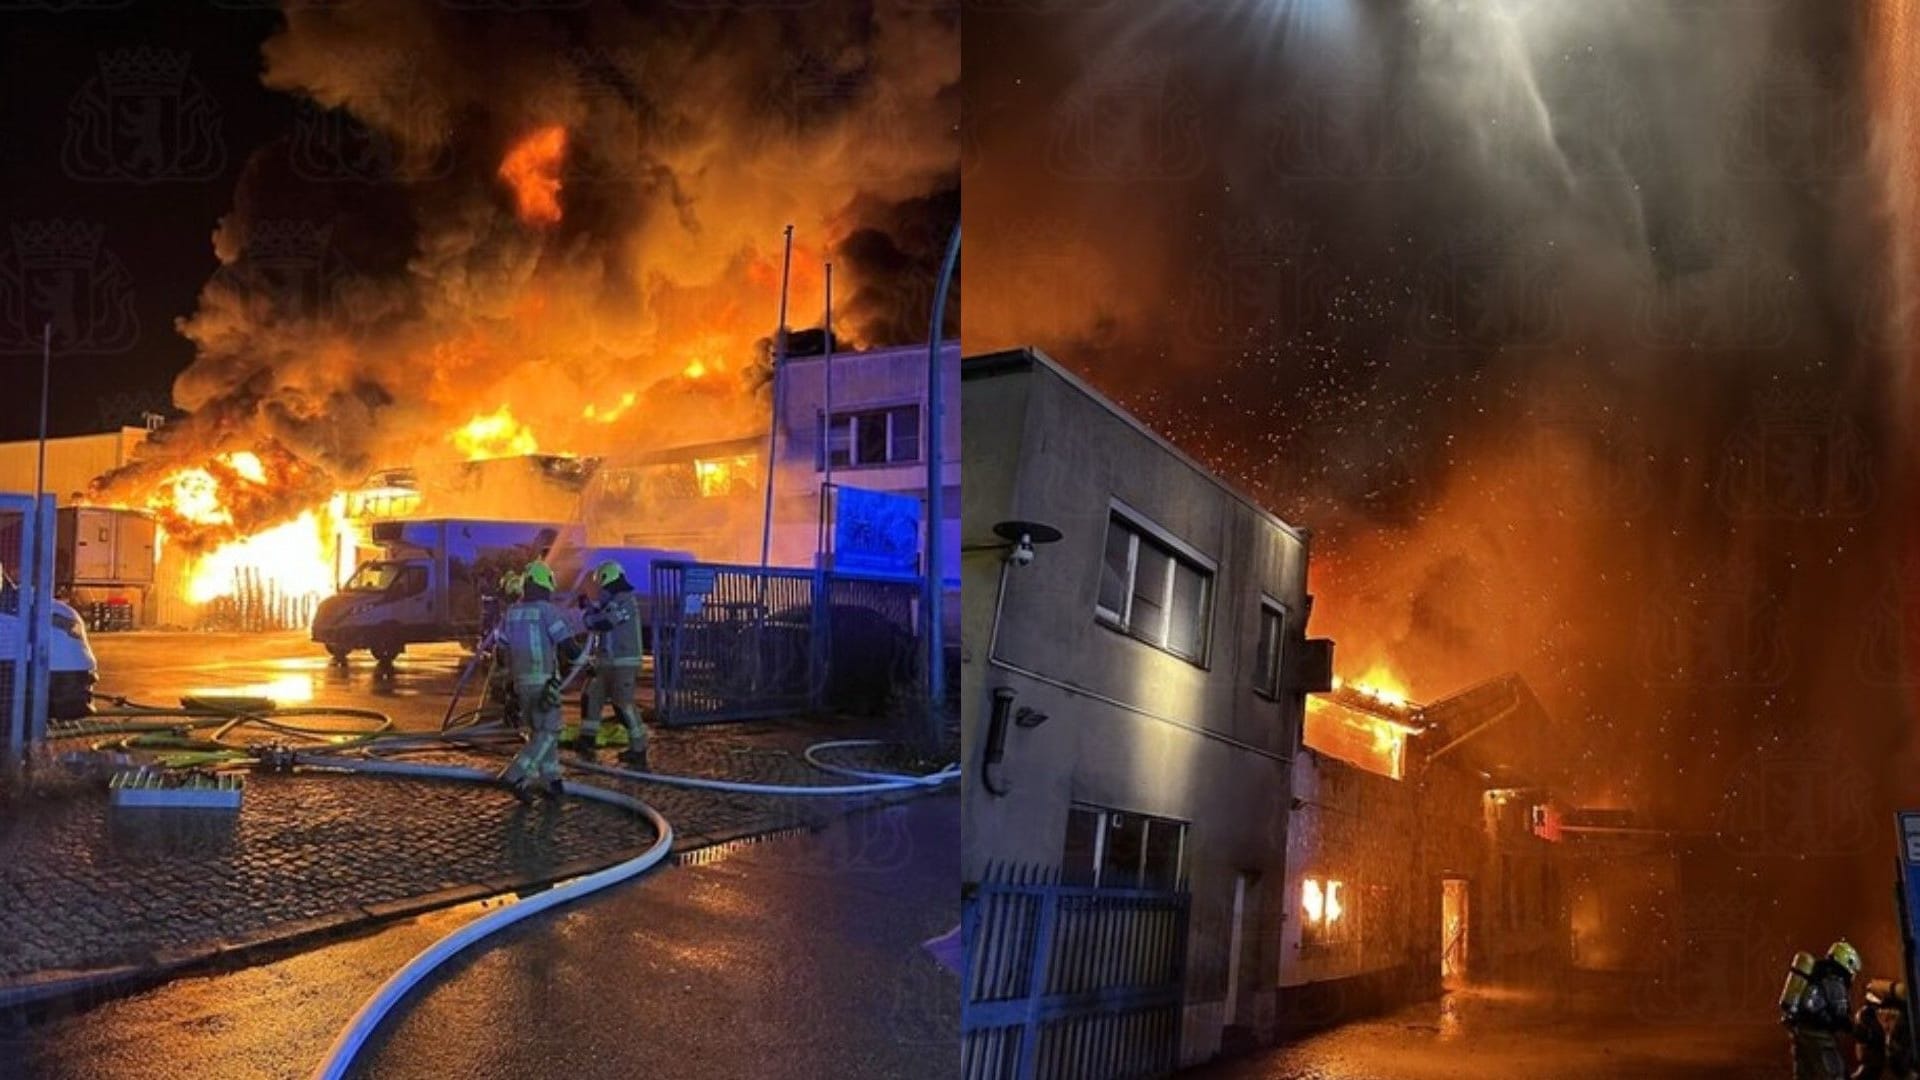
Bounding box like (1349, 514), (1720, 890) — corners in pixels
(85, 630), (470, 733)
(1, 632), (959, 1079)
(1188, 982), (1782, 1080)
(347, 792), (959, 1080)
(2, 794), (959, 1080)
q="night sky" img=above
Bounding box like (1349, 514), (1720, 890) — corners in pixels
(1, 3), (288, 441)
(963, 0), (1920, 953)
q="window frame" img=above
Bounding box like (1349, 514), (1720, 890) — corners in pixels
(1061, 801), (1189, 891)
(818, 402), (923, 471)
(1093, 501), (1217, 668)
(1253, 596), (1287, 699)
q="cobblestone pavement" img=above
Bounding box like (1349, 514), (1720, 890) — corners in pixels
(1187, 981), (1782, 1080)
(0, 633), (951, 997)
(0, 770), (651, 985)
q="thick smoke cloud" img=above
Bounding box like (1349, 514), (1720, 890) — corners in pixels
(968, 0), (1916, 965)
(98, 0), (958, 522)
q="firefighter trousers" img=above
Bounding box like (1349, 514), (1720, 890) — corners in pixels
(1790, 1028), (1848, 1080)
(582, 662), (645, 751)
(501, 683), (564, 786)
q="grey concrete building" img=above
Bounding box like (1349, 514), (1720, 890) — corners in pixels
(962, 347), (1331, 1067)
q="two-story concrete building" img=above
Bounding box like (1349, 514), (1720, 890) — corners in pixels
(961, 347), (1332, 1067)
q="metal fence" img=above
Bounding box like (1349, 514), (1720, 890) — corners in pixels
(964, 863), (1191, 1080)
(651, 561), (823, 726)
(0, 495), (56, 765)
(649, 560), (922, 727)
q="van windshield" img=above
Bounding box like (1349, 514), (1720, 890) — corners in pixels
(343, 562), (403, 592)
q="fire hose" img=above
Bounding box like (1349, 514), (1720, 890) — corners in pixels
(57, 693), (955, 1078)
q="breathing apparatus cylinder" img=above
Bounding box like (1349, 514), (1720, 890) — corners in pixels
(1781, 950), (1818, 1017)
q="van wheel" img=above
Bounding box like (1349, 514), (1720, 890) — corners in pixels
(372, 644), (403, 664)
(326, 644), (354, 663)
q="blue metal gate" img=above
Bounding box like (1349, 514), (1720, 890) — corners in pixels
(650, 561), (822, 726)
(649, 560), (924, 727)
(0, 495), (56, 764)
(963, 863), (1191, 1080)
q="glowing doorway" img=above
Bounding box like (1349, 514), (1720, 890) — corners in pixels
(1442, 878), (1470, 983)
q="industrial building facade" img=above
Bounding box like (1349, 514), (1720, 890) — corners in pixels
(961, 347), (1331, 1066)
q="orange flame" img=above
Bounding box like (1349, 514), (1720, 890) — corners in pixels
(450, 406), (539, 460)
(147, 453), (341, 609)
(499, 125), (567, 226)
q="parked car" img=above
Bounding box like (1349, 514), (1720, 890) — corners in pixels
(0, 571), (98, 720)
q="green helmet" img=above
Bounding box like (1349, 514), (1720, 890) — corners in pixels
(594, 560), (626, 587)
(524, 560), (556, 592)
(1829, 940), (1863, 977)
(498, 569), (524, 598)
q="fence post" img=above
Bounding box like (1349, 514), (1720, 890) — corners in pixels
(1016, 881), (1061, 1080)
(27, 494), (52, 747)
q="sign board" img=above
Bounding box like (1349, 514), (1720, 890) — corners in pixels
(832, 486), (921, 576)
(1897, 813), (1920, 1057)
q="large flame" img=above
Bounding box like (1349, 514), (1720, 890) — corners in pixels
(499, 125), (567, 227)
(450, 406), (540, 461)
(185, 511), (335, 606)
(146, 453), (342, 611)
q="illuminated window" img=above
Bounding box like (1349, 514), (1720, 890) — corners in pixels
(821, 405), (920, 469)
(1095, 510), (1214, 665)
(1060, 803), (1188, 890)
(1300, 876), (1355, 946)
(1254, 600), (1286, 697)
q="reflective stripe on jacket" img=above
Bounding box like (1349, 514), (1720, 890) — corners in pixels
(503, 600), (575, 685)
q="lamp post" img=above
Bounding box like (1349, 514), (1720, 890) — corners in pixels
(922, 224), (959, 751)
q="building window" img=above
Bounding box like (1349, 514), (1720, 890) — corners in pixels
(1061, 803), (1188, 890)
(1300, 876), (1355, 947)
(1254, 600), (1285, 697)
(1095, 511), (1214, 664)
(821, 405), (920, 469)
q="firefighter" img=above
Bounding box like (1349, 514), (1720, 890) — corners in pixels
(572, 559), (649, 769)
(1782, 940), (1864, 1079)
(482, 570), (525, 730)
(1854, 978), (1916, 1080)
(496, 560), (579, 803)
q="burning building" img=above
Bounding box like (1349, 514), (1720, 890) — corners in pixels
(63, 0), (958, 632)
(1279, 674), (1569, 1034)
(961, 347), (1334, 1068)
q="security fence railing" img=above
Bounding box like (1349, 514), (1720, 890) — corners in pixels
(963, 862), (1191, 1080)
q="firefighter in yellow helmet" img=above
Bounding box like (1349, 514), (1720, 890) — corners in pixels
(1781, 940), (1863, 1079)
(572, 559), (649, 769)
(496, 560), (579, 803)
